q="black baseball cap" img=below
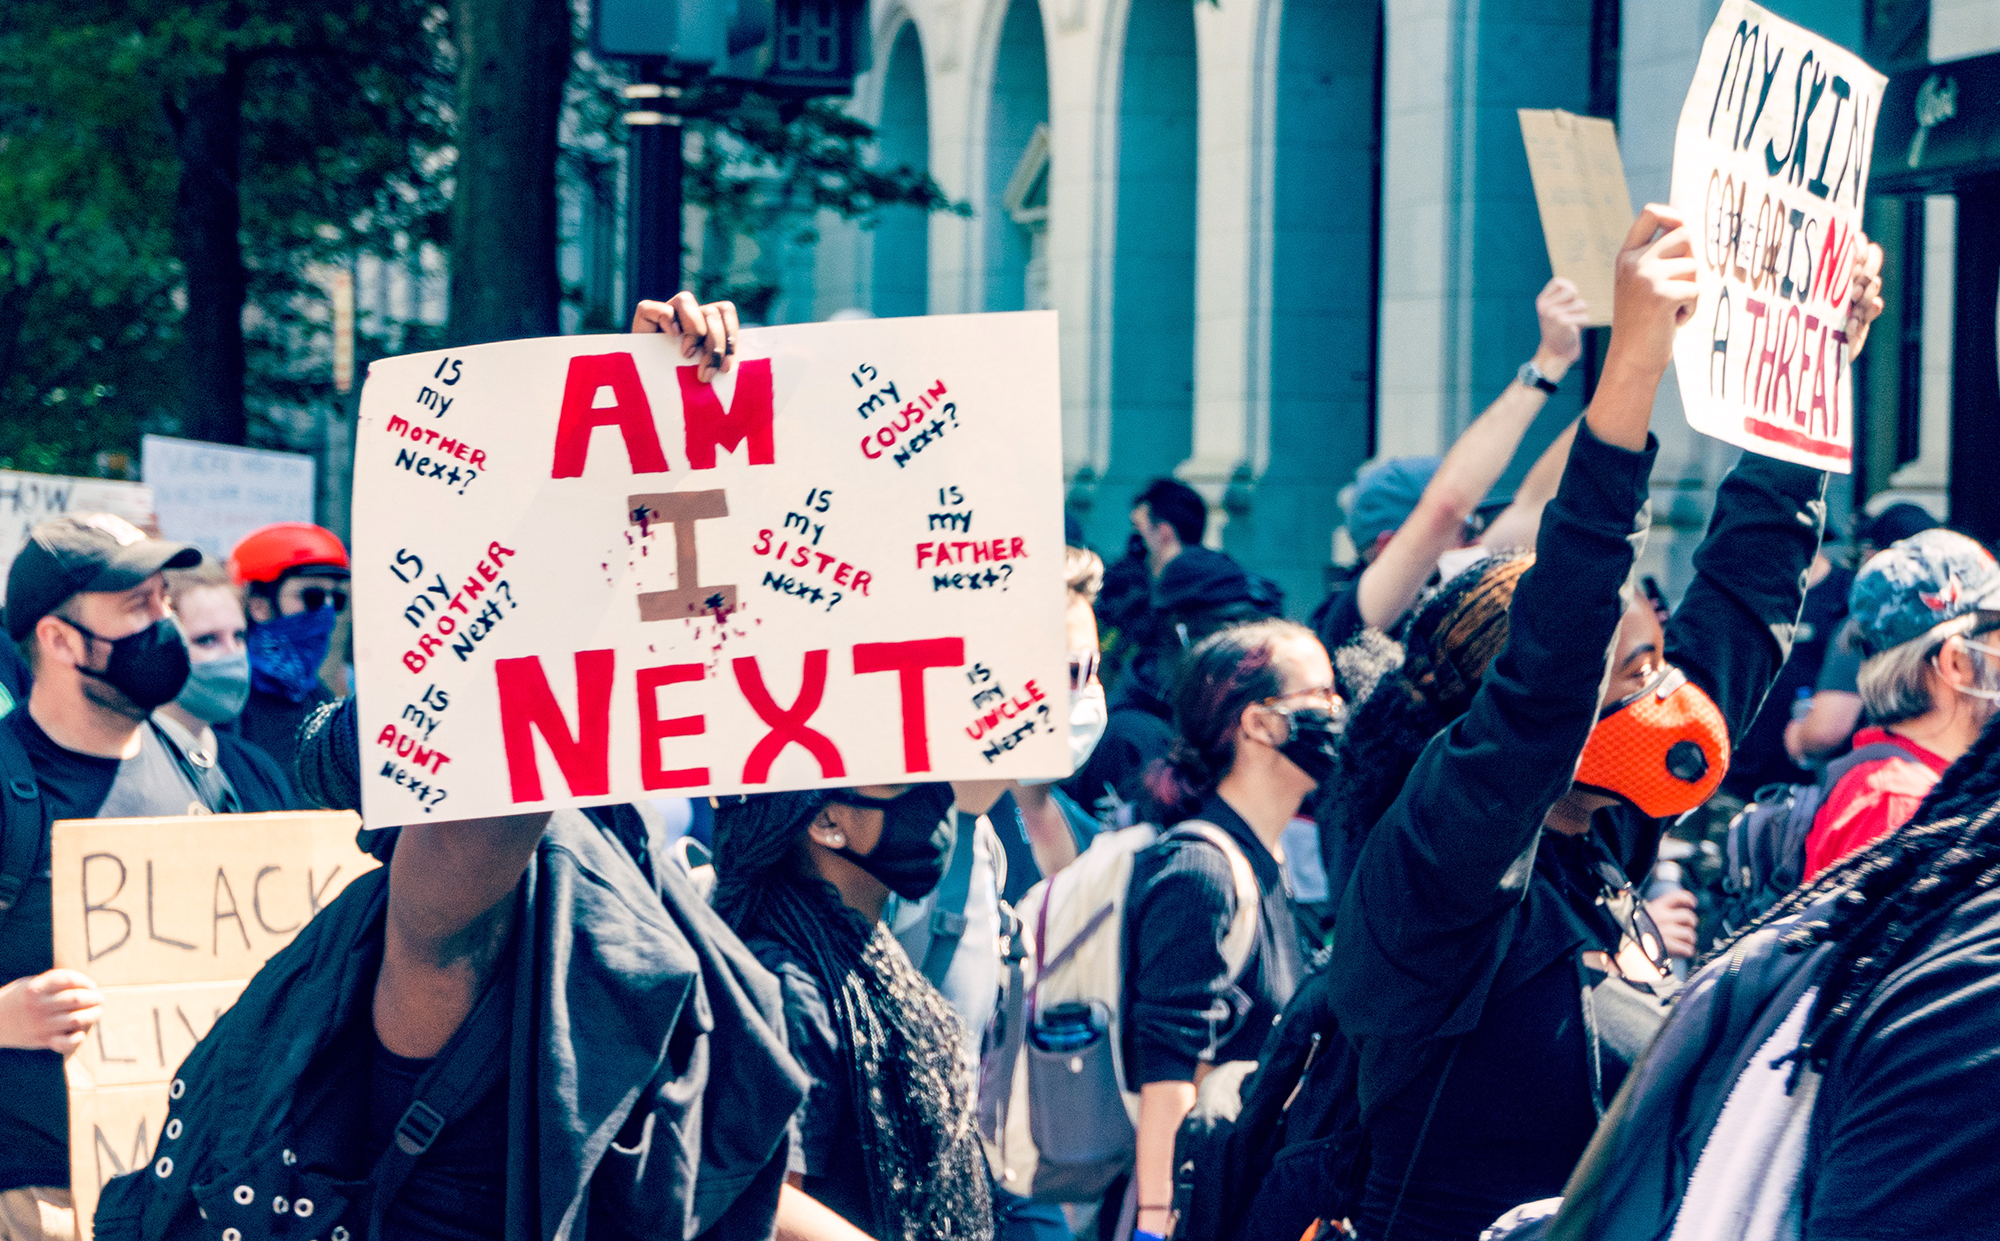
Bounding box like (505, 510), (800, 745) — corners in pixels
(5, 514), (201, 640)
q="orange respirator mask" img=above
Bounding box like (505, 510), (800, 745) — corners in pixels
(1572, 665), (1729, 818)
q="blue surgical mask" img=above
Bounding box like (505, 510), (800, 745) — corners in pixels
(175, 651), (251, 724)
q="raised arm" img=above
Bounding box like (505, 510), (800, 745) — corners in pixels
(1477, 419), (1578, 552)
(1355, 278), (1589, 629)
(373, 812), (551, 1057)
(1330, 207), (1695, 1039)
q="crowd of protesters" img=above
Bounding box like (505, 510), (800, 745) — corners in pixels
(6, 200), (2000, 1241)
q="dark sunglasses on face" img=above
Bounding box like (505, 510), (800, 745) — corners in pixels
(299, 587), (349, 613)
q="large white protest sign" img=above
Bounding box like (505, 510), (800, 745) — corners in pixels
(350, 312), (1067, 827)
(1670, 1), (1885, 472)
(52, 811), (375, 1241)
(0, 472), (154, 605)
(142, 434), (316, 562)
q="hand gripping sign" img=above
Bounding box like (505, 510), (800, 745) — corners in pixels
(1670, 0), (1886, 472)
(351, 312), (1068, 827)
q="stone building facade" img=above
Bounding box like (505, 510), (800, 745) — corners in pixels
(751, 0), (2000, 611)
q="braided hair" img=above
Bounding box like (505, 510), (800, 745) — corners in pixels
(1714, 716), (2000, 1074)
(1141, 618), (1317, 825)
(1317, 553), (1534, 850)
(711, 793), (992, 1241)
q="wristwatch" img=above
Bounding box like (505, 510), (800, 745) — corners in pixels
(1517, 360), (1560, 394)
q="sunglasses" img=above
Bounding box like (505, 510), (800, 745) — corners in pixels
(299, 587), (349, 613)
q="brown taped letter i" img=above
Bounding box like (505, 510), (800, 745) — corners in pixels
(630, 490), (738, 621)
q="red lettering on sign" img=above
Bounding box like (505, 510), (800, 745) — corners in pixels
(735, 650), (845, 783)
(552, 353), (669, 479)
(494, 650), (616, 801)
(680, 359), (775, 469)
(637, 663), (709, 790)
(853, 638), (965, 773)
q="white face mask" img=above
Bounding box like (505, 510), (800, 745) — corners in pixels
(1021, 681), (1109, 785)
(1436, 545), (1493, 586)
(1956, 638), (2000, 703)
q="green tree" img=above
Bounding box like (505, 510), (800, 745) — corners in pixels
(0, 1), (451, 463)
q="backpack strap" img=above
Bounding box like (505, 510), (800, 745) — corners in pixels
(921, 808), (981, 986)
(0, 720), (46, 926)
(366, 962), (515, 1235)
(1165, 821), (1263, 986)
(1819, 739), (1923, 792)
(148, 717), (242, 815)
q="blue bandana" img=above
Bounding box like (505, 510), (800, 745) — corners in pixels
(248, 605), (338, 703)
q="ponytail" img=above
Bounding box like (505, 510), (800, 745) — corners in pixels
(1142, 618), (1314, 825)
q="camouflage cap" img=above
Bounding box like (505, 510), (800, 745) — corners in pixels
(1849, 528), (2000, 657)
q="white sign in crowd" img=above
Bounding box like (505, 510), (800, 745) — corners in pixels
(350, 311), (1069, 826)
(1670, 0), (1886, 473)
(140, 434), (316, 563)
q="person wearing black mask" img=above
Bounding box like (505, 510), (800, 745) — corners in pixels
(0, 513), (235, 1239)
(1126, 618), (1339, 1241)
(711, 784), (993, 1241)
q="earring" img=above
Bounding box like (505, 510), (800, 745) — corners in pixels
(811, 811), (846, 850)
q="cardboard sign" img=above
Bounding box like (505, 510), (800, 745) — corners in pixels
(350, 312), (1067, 827)
(52, 811), (375, 1239)
(1519, 109), (1634, 326)
(0, 472), (155, 606)
(141, 435), (317, 563)
(1669, 1), (1886, 472)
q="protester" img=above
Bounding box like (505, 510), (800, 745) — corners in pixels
(1125, 618), (1338, 1241)
(1787, 503), (1942, 767)
(94, 694), (806, 1241)
(1799, 530), (2000, 880)
(1537, 722), (2000, 1240)
(0, 513), (223, 1240)
(90, 291), (858, 1241)
(1130, 479), (1207, 580)
(1313, 277), (1590, 654)
(711, 786), (993, 1241)
(155, 563), (303, 812)
(229, 522), (350, 776)
(1010, 542), (1110, 890)
(1073, 545), (1282, 824)
(1313, 209), (1880, 1241)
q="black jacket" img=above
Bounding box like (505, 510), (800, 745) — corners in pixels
(1327, 430), (1824, 1231)
(94, 809), (807, 1241)
(1551, 885), (2000, 1240)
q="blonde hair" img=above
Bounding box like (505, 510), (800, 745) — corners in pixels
(164, 562), (239, 611)
(1065, 545), (1104, 605)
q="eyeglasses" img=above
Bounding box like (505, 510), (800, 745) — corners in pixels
(299, 587), (348, 613)
(1069, 649), (1100, 692)
(1261, 683), (1342, 712)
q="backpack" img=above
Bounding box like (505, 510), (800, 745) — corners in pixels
(1168, 959), (1372, 1241)
(1714, 740), (1910, 937)
(978, 821), (1261, 1203)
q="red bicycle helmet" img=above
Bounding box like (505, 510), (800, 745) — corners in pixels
(229, 523), (350, 587)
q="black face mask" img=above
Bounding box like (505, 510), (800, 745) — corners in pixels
(68, 616), (192, 711)
(827, 783), (958, 900)
(1276, 706), (1343, 784)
